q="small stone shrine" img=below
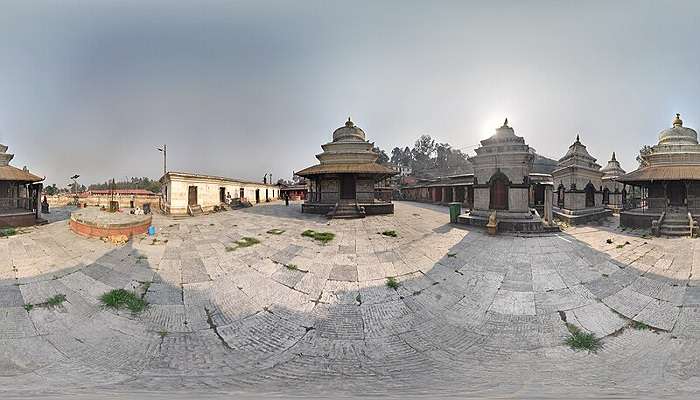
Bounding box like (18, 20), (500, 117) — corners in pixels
(552, 135), (611, 224)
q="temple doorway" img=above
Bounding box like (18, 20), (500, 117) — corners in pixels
(585, 183), (595, 207)
(667, 182), (686, 207)
(490, 176), (508, 210)
(219, 187), (226, 203)
(188, 186), (198, 206)
(340, 175), (356, 200)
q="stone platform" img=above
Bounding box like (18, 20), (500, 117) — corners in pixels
(458, 211), (558, 232)
(553, 207), (613, 225)
(69, 207), (152, 238)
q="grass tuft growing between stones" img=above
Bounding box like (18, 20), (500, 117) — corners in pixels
(0, 227), (17, 237)
(100, 289), (148, 313)
(386, 277), (400, 290)
(302, 229), (335, 244)
(227, 237), (261, 251)
(381, 230), (398, 237)
(630, 320), (651, 330)
(46, 294), (67, 307)
(565, 323), (602, 352)
(285, 264), (298, 270)
(24, 303), (33, 312)
(267, 229), (285, 235)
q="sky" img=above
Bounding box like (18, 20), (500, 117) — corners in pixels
(1, 0), (699, 187)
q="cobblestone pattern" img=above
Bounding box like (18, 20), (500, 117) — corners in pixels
(1, 202), (699, 398)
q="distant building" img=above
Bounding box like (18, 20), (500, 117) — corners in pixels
(296, 118), (397, 218)
(0, 144), (44, 227)
(160, 171), (279, 216)
(279, 184), (308, 201)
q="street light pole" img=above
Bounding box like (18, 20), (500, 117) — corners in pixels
(157, 144), (167, 176)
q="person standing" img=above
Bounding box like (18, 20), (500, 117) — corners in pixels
(285, 192), (289, 206)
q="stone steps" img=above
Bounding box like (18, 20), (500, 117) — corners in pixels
(659, 212), (695, 237)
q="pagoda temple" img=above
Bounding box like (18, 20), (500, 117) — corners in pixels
(296, 118), (397, 218)
(619, 113), (700, 234)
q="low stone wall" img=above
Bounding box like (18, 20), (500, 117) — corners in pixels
(0, 212), (38, 228)
(69, 209), (152, 238)
(47, 194), (160, 209)
(620, 211), (658, 229)
(553, 208), (612, 225)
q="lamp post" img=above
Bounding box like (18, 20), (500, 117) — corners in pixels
(157, 144), (167, 176)
(70, 174), (80, 206)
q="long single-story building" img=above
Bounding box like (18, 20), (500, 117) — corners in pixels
(160, 171), (279, 216)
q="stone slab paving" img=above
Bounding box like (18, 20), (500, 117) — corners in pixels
(0, 202), (699, 398)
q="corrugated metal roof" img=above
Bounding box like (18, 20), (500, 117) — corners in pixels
(0, 165), (43, 182)
(296, 163), (397, 177)
(617, 165), (700, 182)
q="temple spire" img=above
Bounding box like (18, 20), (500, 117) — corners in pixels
(576, 134), (580, 143)
(345, 116), (354, 127)
(502, 118), (509, 127)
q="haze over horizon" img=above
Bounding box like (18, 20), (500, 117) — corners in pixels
(1, 0), (699, 187)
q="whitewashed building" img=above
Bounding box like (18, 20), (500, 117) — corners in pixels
(160, 171), (279, 216)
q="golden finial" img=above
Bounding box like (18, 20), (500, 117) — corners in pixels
(673, 113), (683, 127)
(611, 151), (616, 161)
(502, 118), (509, 127)
(346, 116), (354, 127)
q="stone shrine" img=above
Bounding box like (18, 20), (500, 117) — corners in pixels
(458, 119), (555, 231)
(552, 135), (611, 224)
(600, 152), (626, 210)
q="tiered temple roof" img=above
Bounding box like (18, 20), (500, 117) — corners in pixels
(0, 144), (43, 182)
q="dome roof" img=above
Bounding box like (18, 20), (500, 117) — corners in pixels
(658, 113), (698, 145)
(332, 118), (366, 142)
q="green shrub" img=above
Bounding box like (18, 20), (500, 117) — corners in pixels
(100, 289), (148, 313)
(381, 230), (398, 237)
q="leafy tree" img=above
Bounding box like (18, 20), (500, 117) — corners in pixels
(88, 177), (161, 193)
(411, 135), (436, 171)
(44, 184), (58, 196)
(372, 146), (390, 164)
(637, 145), (652, 167)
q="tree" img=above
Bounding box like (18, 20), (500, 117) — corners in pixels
(372, 146), (390, 164)
(411, 135), (436, 171)
(44, 184), (58, 196)
(637, 145), (652, 167)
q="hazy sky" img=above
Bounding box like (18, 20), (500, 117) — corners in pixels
(1, 0), (699, 187)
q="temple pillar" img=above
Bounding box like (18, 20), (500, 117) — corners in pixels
(544, 184), (553, 226)
(452, 187), (456, 203)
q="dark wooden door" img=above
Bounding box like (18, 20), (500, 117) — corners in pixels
(219, 187), (226, 203)
(585, 184), (595, 207)
(188, 186), (198, 206)
(668, 182), (686, 206)
(490, 180), (507, 210)
(255, 189), (260, 203)
(240, 188), (245, 199)
(340, 175), (356, 200)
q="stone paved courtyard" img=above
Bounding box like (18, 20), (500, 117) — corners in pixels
(1, 201), (699, 398)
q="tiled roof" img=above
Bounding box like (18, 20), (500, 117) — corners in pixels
(296, 163), (397, 177)
(617, 165), (700, 182)
(0, 165), (43, 182)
